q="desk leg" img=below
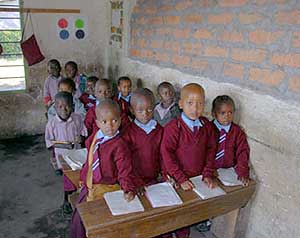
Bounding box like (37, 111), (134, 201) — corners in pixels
(211, 209), (239, 238)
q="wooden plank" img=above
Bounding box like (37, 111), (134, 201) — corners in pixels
(77, 181), (256, 238)
(58, 155), (80, 189)
(0, 7), (80, 14)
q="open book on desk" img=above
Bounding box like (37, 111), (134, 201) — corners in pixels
(62, 148), (87, 171)
(190, 175), (226, 199)
(104, 190), (144, 216)
(217, 167), (243, 186)
(145, 182), (183, 208)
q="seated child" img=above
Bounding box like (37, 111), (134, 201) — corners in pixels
(79, 76), (98, 110)
(43, 59), (62, 107)
(70, 99), (136, 238)
(65, 61), (87, 98)
(84, 78), (112, 135)
(45, 92), (88, 214)
(153, 81), (180, 127)
(122, 88), (163, 187)
(47, 78), (86, 120)
(161, 83), (217, 238)
(211, 95), (250, 185)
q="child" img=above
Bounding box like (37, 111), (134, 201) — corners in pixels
(79, 76), (98, 110)
(47, 78), (86, 120)
(153, 81), (180, 127)
(43, 59), (62, 107)
(211, 95), (250, 185)
(45, 92), (88, 214)
(70, 99), (136, 238)
(64, 61), (87, 98)
(122, 88), (163, 187)
(161, 83), (217, 238)
(84, 78), (112, 135)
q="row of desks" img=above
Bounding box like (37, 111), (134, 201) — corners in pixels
(59, 156), (256, 238)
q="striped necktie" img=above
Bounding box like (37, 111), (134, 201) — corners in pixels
(91, 137), (104, 182)
(215, 129), (226, 161)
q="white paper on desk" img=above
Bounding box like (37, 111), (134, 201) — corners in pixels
(62, 148), (87, 171)
(217, 167), (243, 186)
(104, 190), (144, 216)
(190, 175), (226, 200)
(145, 182), (183, 208)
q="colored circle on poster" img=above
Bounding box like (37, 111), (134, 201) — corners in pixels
(59, 30), (70, 40)
(58, 18), (68, 28)
(75, 29), (85, 39)
(75, 19), (84, 28)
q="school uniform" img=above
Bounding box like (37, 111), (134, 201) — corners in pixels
(153, 102), (181, 127)
(43, 75), (62, 105)
(161, 113), (217, 184)
(122, 119), (163, 186)
(212, 119), (250, 178)
(45, 113), (87, 191)
(84, 103), (98, 136)
(70, 129), (136, 238)
(113, 92), (133, 130)
(160, 113), (217, 238)
(79, 92), (97, 111)
(47, 97), (86, 121)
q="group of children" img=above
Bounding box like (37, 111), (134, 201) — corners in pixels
(43, 59), (250, 238)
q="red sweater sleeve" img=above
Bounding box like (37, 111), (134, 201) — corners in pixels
(161, 120), (189, 184)
(202, 121), (217, 179)
(234, 128), (250, 178)
(84, 107), (96, 135)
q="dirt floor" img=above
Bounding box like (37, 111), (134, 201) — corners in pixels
(0, 135), (215, 238)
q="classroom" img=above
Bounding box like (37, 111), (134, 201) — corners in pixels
(0, 0), (299, 238)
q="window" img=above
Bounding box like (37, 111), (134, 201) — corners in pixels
(0, 0), (26, 92)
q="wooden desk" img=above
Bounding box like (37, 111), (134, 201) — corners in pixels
(58, 155), (80, 189)
(77, 181), (255, 238)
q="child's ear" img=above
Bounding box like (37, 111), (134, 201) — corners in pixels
(129, 106), (135, 116)
(178, 99), (183, 109)
(95, 119), (102, 129)
(117, 85), (121, 92)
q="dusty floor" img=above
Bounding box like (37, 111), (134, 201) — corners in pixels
(0, 135), (215, 238)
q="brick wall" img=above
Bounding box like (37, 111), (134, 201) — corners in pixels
(129, 0), (300, 101)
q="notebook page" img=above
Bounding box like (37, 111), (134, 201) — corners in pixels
(62, 148), (87, 170)
(145, 182), (183, 208)
(104, 190), (144, 216)
(217, 167), (243, 186)
(190, 175), (226, 200)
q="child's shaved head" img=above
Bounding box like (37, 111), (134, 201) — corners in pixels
(130, 88), (155, 108)
(180, 83), (205, 100)
(95, 99), (120, 118)
(94, 78), (112, 101)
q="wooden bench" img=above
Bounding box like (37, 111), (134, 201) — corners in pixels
(58, 155), (81, 190)
(77, 181), (255, 238)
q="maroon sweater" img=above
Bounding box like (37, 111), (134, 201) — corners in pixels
(122, 121), (163, 186)
(84, 106), (98, 136)
(211, 121), (250, 178)
(79, 92), (96, 111)
(161, 116), (217, 184)
(80, 131), (136, 193)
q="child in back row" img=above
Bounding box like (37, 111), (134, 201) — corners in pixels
(79, 76), (98, 111)
(45, 92), (87, 214)
(211, 95), (250, 185)
(71, 99), (136, 238)
(43, 59), (62, 107)
(47, 78), (86, 120)
(122, 88), (163, 187)
(153, 81), (181, 127)
(161, 83), (217, 238)
(84, 78), (112, 135)
(65, 61), (87, 99)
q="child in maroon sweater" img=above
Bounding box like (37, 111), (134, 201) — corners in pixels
(79, 76), (98, 110)
(161, 83), (217, 238)
(122, 88), (163, 187)
(211, 95), (250, 185)
(84, 78), (112, 135)
(70, 99), (136, 238)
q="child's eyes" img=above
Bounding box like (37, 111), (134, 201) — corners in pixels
(101, 120), (107, 124)
(147, 108), (153, 113)
(112, 119), (118, 123)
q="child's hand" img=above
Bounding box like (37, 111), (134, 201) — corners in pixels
(137, 187), (145, 196)
(167, 175), (179, 189)
(124, 191), (135, 202)
(203, 177), (217, 189)
(238, 177), (250, 187)
(180, 180), (195, 191)
(47, 100), (53, 107)
(78, 180), (84, 188)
